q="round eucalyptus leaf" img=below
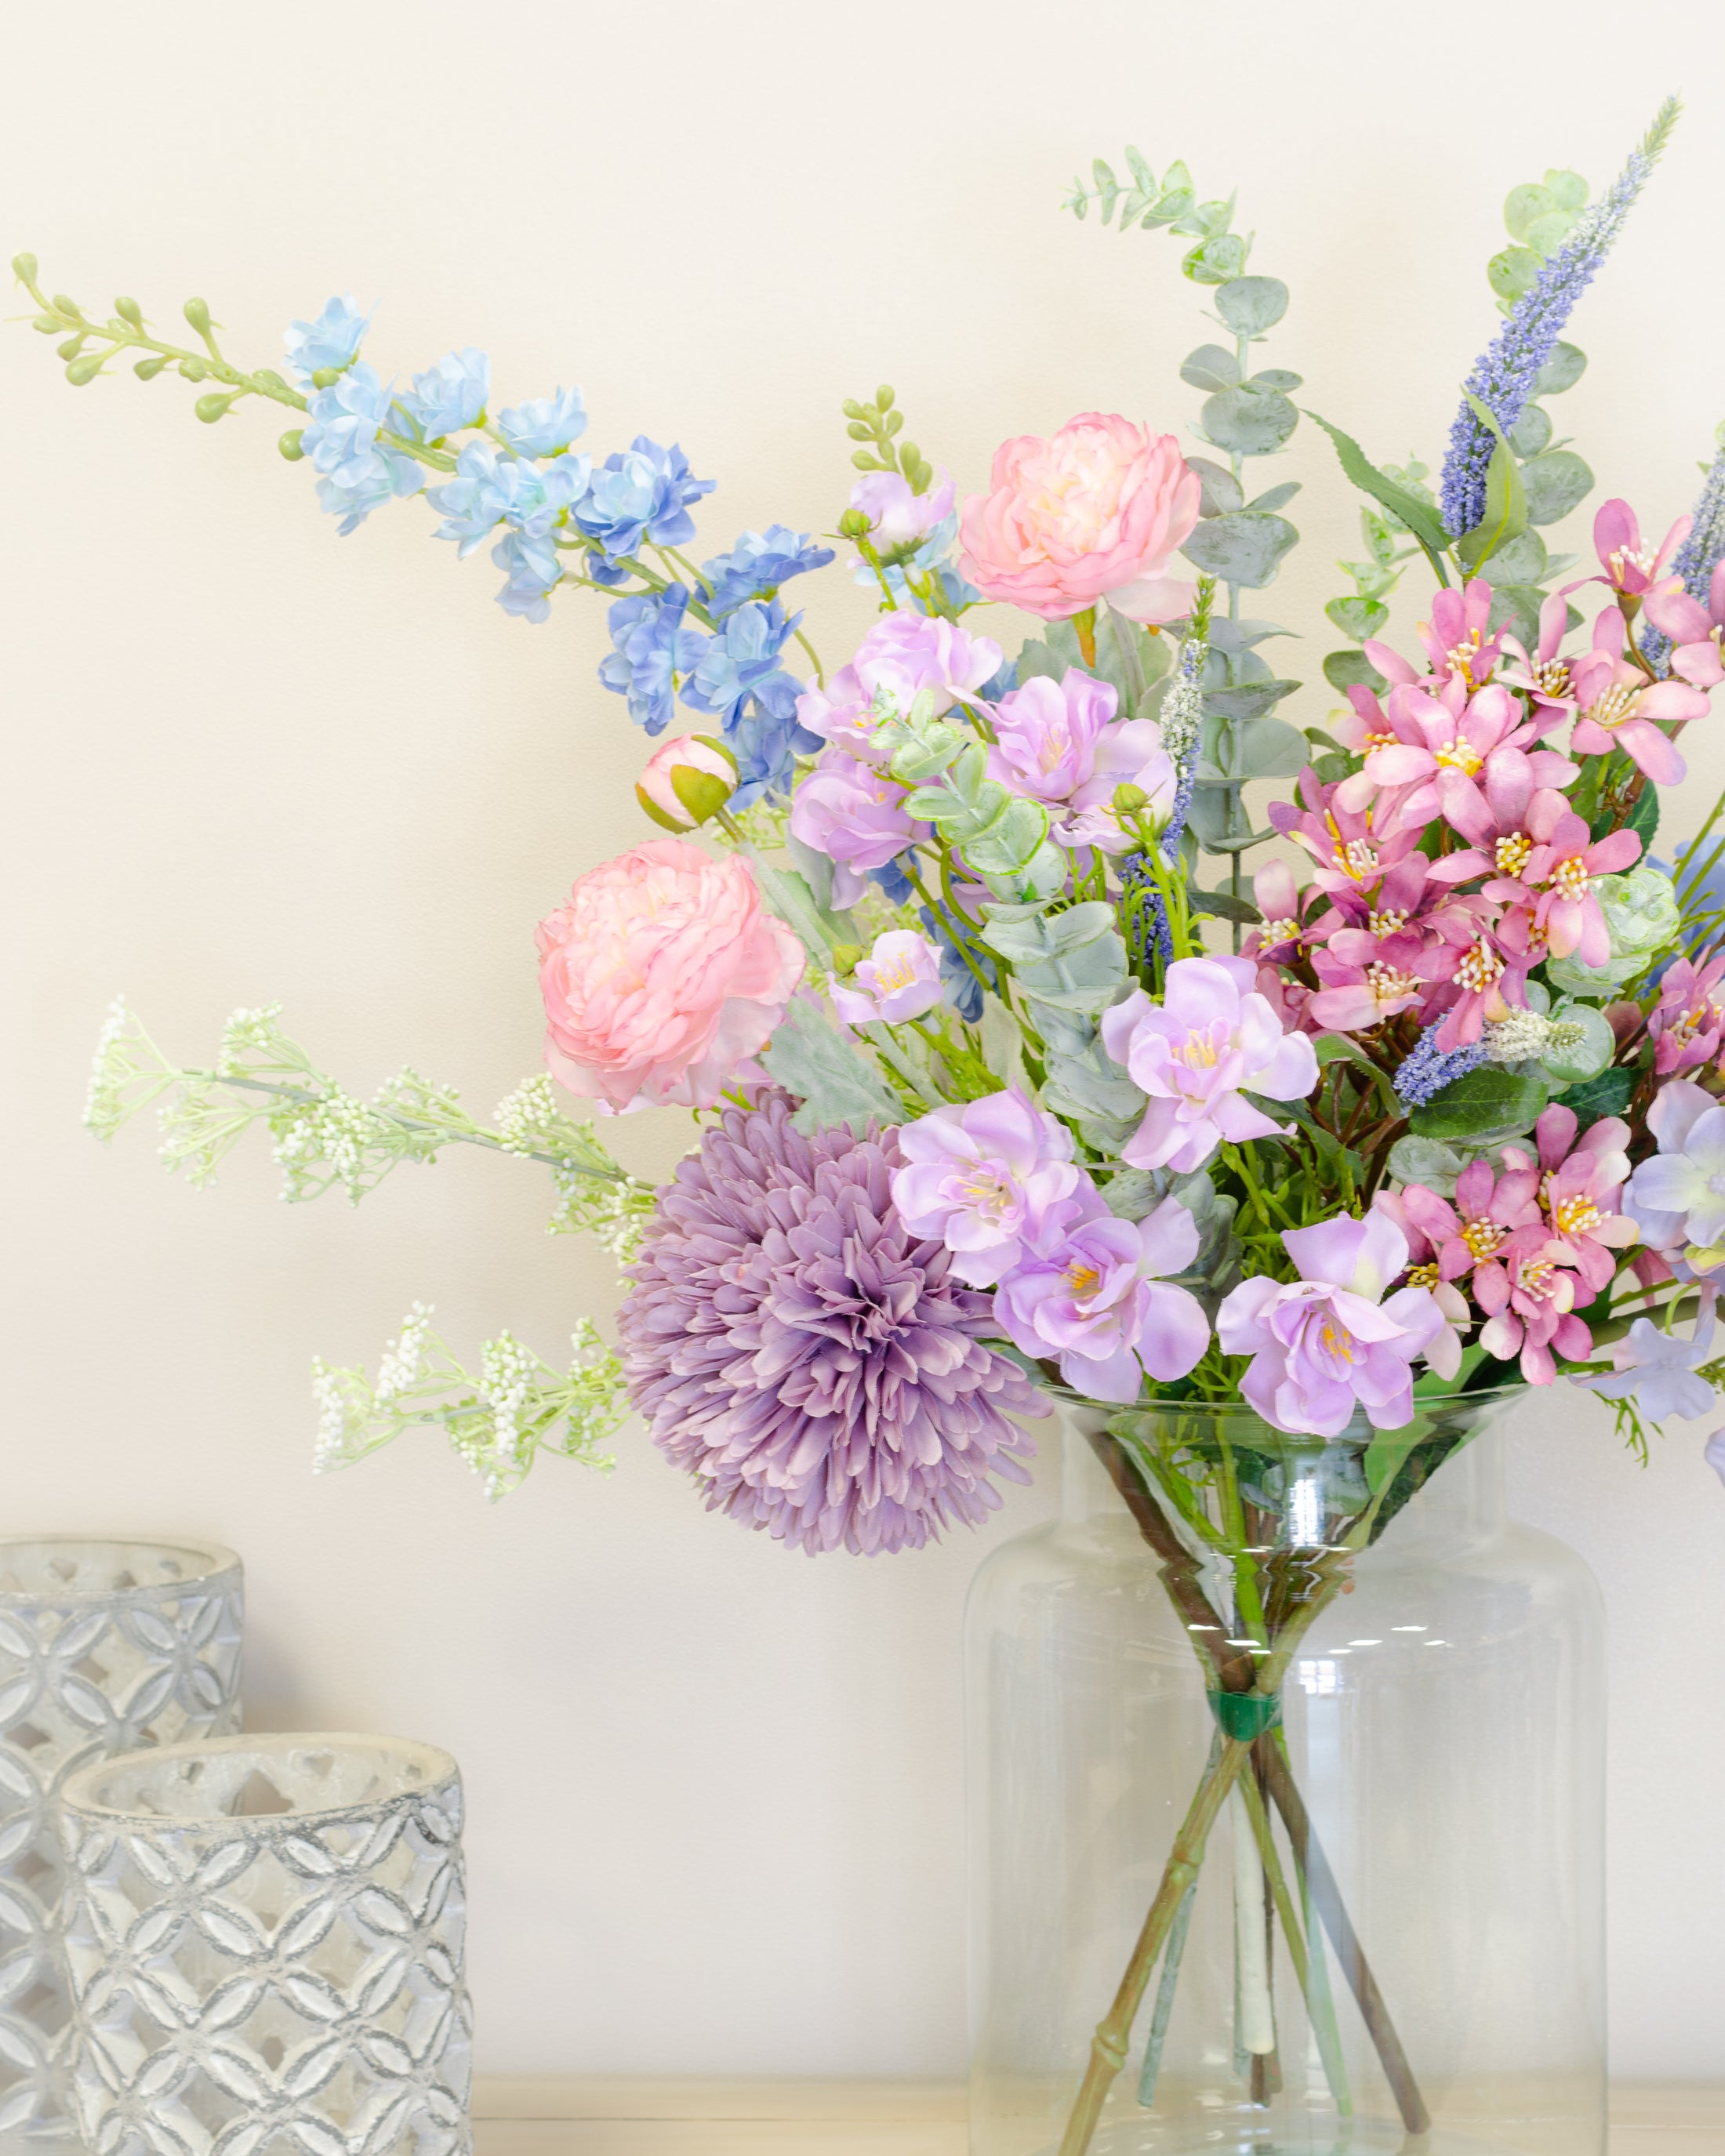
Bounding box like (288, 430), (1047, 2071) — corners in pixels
(1322, 649), (1388, 694)
(1188, 456), (1243, 516)
(1184, 234), (1247, 286)
(1180, 343), (1240, 393)
(1508, 403), (1552, 458)
(1487, 585), (1545, 652)
(1201, 680), (1300, 723)
(1249, 368), (1303, 392)
(1504, 183), (1557, 244)
(1544, 169), (1587, 212)
(1214, 276), (1288, 332)
(1325, 596), (1388, 643)
(1488, 247), (1542, 307)
(1521, 449), (1594, 525)
(1542, 1000), (1616, 1086)
(1200, 385), (1298, 456)
(1387, 1134), (1472, 1200)
(1533, 341), (1587, 395)
(1524, 208), (1580, 256)
(1180, 510), (1299, 589)
(1477, 527), (1548, 585)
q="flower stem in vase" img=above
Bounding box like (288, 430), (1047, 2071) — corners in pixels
(1230, 1784), (1276, 2058)
(1240, 1751), (1352, 2116)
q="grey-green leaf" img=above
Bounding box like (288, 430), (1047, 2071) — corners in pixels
(1508, 404), (1552, 458)
(1180, 343), (1240, 392)
(1246, 481), (1302, 514)
(1303, 412), (1454, 565)
(1201, 679), (1301, 724)
(1188, 457), (1244, 516)
(1181, 510), (1299, 588)
(1408, 1065), (1549, 1144)
(1520, 449), (1594, 526)
(1200, 384), (1298, 456)
(760, 1000), (901, 1135)
(1214, 276), (1288, 332)
(1325, 597), (1389, 643)
(1322, 649), (1388, 694)
(1476, 527), (1548, 585)
(1533, 341), (1587, 396)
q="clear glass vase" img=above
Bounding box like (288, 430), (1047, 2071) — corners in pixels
(964, 1389), (1605, 2156)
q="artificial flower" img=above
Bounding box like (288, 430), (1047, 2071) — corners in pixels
(1567, 606), (1708, 783)
(984, 669), (1174, 851)
(830, 931), (945, 1025)
(634, 733), (738, 832)
(1573, 1287), (1718, 1424)
(700, 527), (834, 616)
(391, 347), (490, 443)
(1624, 1080), (1725, 1272)
(796, 614), (1003, 760)
(598, 586), (706, 735)
(788, 750), (928, 908)
(496, 387), (588, 459)
(1589, 496), (1690, 599)
(283, 293), (372, 386)
(849, 468), (956, 550)
(1642, 561), (1725, 688)
(891, 1088), (1080, 1287)
(572, 436), (714, 569)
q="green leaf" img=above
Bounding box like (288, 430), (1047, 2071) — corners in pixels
(1249, 368), (1302, 393)
(1524, 209), (1581, 256)
(1314, 1033), (1397, 1111)
(1180, 510), (1298, 588)
(1486, 584), (1545, 654)
(1183, 233), (1247, 285)
(1214, 276), (1288, 332)
(1476, 527), (1548, 585)
(1323, 649), (1389, 694)
(1553, 1065), (1634, 1131)
(1246, 480), (1301, 514)
(1179, 343), (1240, 392)
(1303, 412), (1454, 572)
(1325, 596), (1389, 643)
(1455, 395), (1527, 572)
(1188, 887), (1262, 924)
(1200, 384), (1298, 456)
(1184, 782), (1269, 853)
(1504, 183), (1558, 243)
(1200, 679), (1301, 722)
(1188, 456), (1244, 515)
(1622, 783), (1660, 852)
(1507, 403), (1552, 458)
(1545, 168), (1588, 212)
(1487, 246), (1542, 307)
(759, 999), (901, 1135)
(1542, 1000), (1617, 1086)
(1533, 341), (1587, 395)
(1520, 449), (1594, 526)
(1409, 1065), (1548, 1143)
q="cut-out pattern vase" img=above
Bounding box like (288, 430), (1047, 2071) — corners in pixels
(0, 1538), (243, 2143)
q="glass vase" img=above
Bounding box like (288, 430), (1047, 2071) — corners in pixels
(964, 1390), (1605, 2156)
(0, 1537), (243, 2145)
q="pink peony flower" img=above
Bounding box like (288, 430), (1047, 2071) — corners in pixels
(848, 467), (956, 550)
(795, 614), (1002, 761)
(537, 839), (804, 1113)
(959, 412), (1200, 623)
(1567, 606), (1709, 784)
(1217, 1211), (1454, 1437)
(892, 1087), (1081, 1286)
(1643, 561), (1725, 690)
(1589, 497), (1689, 599)
(1100, 955), (1320, 1174)
(984, 669), (1175, 851)
(635, 732), (738, 833)
(993, 1185), (1210, 1402)
(830, 931), (944, 1026)
(789, 748), (927, 908)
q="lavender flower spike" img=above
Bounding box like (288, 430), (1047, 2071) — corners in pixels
(1642, 437), (1725, 676)
(1393, 1018), (1487, 1109)
(1440, 98), (1680, 538)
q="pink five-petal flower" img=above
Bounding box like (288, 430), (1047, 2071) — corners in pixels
(1591, 498), (1690, 599)
(958, 413), (1200, 622)
(1650, 950), (1725, 1075)
(1502, 1105), (1638, 1297)
(1399, 1153), (1543, 1287)
(1216, 1210), (1453, 1437)
(1268, 767), (1428, 898)
(1346, 676), (1572, 831)
(1501, 590), (1584, 724)
(1568, 607), (1708, 785)
(1643, 561), (1725, 691)
(1505, 792), (1643, 964)
(1426, 924), (1535, 1051)
(1100, 956), (1320, 1174)
(992, 1185), (1210, 1402)
(1414, 575), (1506, 691)
(1244, 858), (1338, 965)
(892, 1087), (1080, 1287)
(1475, 1225), (1592, 1384)
(829, 930), (944, 1026)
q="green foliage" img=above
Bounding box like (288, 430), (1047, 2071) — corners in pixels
(758, 996), (905, 1132)
(1408, 1065), (1549, 1143)
(312, 1307), (624, 1501)
(1181, 509), (1297, 587)
(1489, 169), (1589, 314)
(841, 383), (935, 495)
(1553, 1066), (1636, 1130)
(1455, 394), (1528, 572)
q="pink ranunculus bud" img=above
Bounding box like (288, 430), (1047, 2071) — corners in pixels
(635, 732), (739, 832)
(830, 931), (945, 1027)
(958, 412), (1200, 623)
(848, 466), (957, 550)
(536, 839), (804, 1114)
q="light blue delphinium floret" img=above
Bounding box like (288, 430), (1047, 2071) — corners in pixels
(572, 437), (715, 579)
(427, 444), (590, 558)
(284, 295), (373, 388)
(598, 586), (707, 735)
(391, 348), (491, 444)
(724, 699), (818, 809)
(492, 532), (564, 624)
(701, 526), (834, 616)
(300, 363), (396, 488)
(680, 600), (802, 731)
(497, 387), (587, 459)
(314, 451), (423, 537)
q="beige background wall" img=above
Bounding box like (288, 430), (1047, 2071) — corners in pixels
(5, 0), (1723, 2080)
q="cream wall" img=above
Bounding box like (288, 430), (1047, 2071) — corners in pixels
(5, 0), (1724, 2082)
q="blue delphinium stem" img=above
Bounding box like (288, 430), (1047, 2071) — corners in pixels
(1440, 98), (1680, 538)
(1641, 439), (1725, 675)
(1393, 1020), (1487, 1109)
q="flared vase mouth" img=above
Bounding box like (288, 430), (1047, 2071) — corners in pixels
(1040, 1378), (1530, 1461)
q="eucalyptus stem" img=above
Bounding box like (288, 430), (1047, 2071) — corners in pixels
(1240, 1759), (1352, 2116)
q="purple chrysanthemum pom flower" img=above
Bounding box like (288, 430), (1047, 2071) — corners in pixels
(619, 1093), (1046, 1555)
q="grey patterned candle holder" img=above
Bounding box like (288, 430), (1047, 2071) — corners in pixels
(0, 1537), (243, 2143)
(60, 1733), (472, 2156)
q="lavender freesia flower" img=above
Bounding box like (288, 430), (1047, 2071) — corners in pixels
(849, 467), (956, 550)
(830, 931), (944, 1026)
(1217, 1212), (1454, 1437)
(283, 293), (372, 387)
(1440, 100), (1677, 535)
(1707, 1427), (1725, 1488)
(986, 669), (1175, 852)
(1100, 956), (1320, 1174)
(619, 1095), (1046, 1556)
(1573, 1287), (1718, 1424)
(1623, 1079), (1725, 1272)
(789, 750), (927, 907)
(993, 1185), (1210, 1402)
(497, 387), (587, 458)
(892, 1087), (1080, 1286)
(796, 615), (1002, 760)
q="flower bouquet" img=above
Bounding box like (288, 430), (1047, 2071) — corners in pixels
(25, 93), (1725, 2156)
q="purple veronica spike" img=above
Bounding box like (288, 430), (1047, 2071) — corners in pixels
(1440, 100), (1679, 538)
(619, 1094), (1045, 1555)
(1641, 441), (1725, 677)
(1393, 1018), (1488, 1109)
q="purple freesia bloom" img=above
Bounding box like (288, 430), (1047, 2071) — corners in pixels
(1624, 1079), (1725, 1271)
(1706, 1427), (1725, 1489)
(830, 931), (944, 1026)
(796, 614), (1002, 760)
(1217, 1212), (1453, 1438)
(788, 749), (928, 909)
(1572, 1286), (1718, 1424)
(986, 669), (1175, 854)
(993, 1186), (1210, 1402)
(1101, 956), (1320, 1174)
(892, 1087), (1080, 1287)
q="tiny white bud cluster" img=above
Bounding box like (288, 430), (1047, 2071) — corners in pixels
(1482, 1011), (1587, 1065)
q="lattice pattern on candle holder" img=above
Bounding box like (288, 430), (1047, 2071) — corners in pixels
(0, 1538), (243, 2143)
(60, 1735), (472, 2156)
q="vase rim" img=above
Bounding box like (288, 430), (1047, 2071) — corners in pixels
(1042, 1378), (1528, 1447)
